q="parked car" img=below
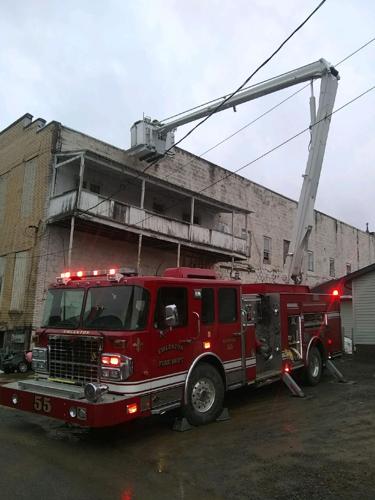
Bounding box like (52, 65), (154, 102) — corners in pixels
(2, 351), (32, 374)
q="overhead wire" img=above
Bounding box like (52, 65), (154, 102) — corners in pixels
(17, 80), (375, 263)
(78, 0), (327, 216)
(130, 83), (375, 227)
(79, 33), (375, 218)
(10, 35), (374, 262)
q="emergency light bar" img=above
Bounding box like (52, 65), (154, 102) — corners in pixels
(56, 267), (137, 284)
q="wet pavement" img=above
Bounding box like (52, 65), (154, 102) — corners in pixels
(1, 356), (375, 500)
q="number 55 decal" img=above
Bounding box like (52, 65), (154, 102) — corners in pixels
(33, 395), (52, 413)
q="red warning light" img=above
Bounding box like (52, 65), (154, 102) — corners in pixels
(77, 271), (83, 277)
(332, 289), (339, 297)
(109, 268), (116, 275)
(93, 270), (98, 276)
(65, 272), (71, 279)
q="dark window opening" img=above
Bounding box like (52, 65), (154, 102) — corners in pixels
(153, 202), (165, 214)
(304, 313), (325, 330)
(218, 288), (238, 323)
(202, 288), (215, 324)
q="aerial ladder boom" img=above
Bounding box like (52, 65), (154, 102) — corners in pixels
(129, 58), (339, 283)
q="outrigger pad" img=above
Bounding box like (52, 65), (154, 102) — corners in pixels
(326, 359), (347, 383)
(216, 407), (230, 422)
(282, 372), (305, 398)
(173, 417), (194, 432)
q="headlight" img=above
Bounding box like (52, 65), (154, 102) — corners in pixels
(32, 347), (48, 373)
(32, 347), (48, 360)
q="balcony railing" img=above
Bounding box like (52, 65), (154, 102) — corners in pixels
(48, 190), (247, 256)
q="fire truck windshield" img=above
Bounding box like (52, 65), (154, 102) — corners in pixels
(42, 289), (85, 328)
(82, 286), (149, 331)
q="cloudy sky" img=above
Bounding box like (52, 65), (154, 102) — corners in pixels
(1, 0), (374, 231)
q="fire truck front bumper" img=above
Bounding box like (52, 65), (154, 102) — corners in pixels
(0, 379), (145, 428)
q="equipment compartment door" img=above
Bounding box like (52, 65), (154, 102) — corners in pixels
(254, 293), (282, 376)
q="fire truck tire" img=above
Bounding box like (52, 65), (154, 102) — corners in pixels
(304, 346), (322, 386)
(183, 362), (224, 426)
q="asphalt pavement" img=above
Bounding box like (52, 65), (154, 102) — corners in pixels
(1, 356), (375, 500)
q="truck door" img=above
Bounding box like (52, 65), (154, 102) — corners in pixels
(150, 285), (193, 411)
(254, 293), (282, 377)
(215, 286), (246, 387)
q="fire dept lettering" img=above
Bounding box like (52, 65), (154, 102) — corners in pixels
(158, 343), (184, 355)
(159, 357), (184, 367)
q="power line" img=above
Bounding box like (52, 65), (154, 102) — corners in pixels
(94, 83), (375, 232)
(13, 81), (375, 263)
(154, 34), (375, 186)
(82, 32), (375, 218)
(78, 1), (327, 216)
(159, 36), (375, 125)
(161, 0), (327, 155)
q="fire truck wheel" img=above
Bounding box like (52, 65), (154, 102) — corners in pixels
(183, 362), (224, 426)
(304, 346), (322, 386)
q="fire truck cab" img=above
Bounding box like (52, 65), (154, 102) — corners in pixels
(0, 267), (342, 428)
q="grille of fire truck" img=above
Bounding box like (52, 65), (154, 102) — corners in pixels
(48, 335), (102, 385)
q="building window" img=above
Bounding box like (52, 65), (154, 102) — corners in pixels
(329, 258), (335, 277)
(283, 240), (290, 265)
(346, 263), (351, 275)
(0, 178), (7, 223)
(263, 236), (272, 264)
(218, 288), (238, 323)
(0, 256), (5, 305)
(89, 183), (101, 194)
(0, 331), (4, 349)
(10, 251), (29, 311)
(21, 159), (37, 217)
(307, 251), (314, 272)
(152, 202), (165, 215)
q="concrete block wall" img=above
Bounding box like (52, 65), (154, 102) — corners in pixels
(58, 126), (375, 285)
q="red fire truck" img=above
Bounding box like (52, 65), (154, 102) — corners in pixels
(0, 266), (342, 428)
(0, 58), (342, 427)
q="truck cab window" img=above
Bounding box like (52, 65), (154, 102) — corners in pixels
(202, 288), (215, 324)
(218, 288), (238, 323)
(154, 287), (188, 329)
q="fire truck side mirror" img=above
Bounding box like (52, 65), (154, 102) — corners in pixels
(165, 304), (179, 328)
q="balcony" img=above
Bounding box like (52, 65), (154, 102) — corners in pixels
(47, 190), (248, 258)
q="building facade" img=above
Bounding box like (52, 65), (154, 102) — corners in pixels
(1, 113), (374, 355)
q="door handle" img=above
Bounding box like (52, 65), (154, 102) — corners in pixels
(232, 332), (242, 337)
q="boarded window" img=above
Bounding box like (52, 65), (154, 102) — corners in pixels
(283, 240), (290, 265)
(21, 159), (37, 217)
(10, 251), (29, 311)
(263, 236), (272, 264)
(0, 256), (5, 304)
(308, 251), (314, 272)
(0, 178), (7, 223)
(329, 258), (335, 277)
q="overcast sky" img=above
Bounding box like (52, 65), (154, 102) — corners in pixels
(1, 0), (374, 231)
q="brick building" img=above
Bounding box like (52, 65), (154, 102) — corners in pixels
(0, 113), (374, 355)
